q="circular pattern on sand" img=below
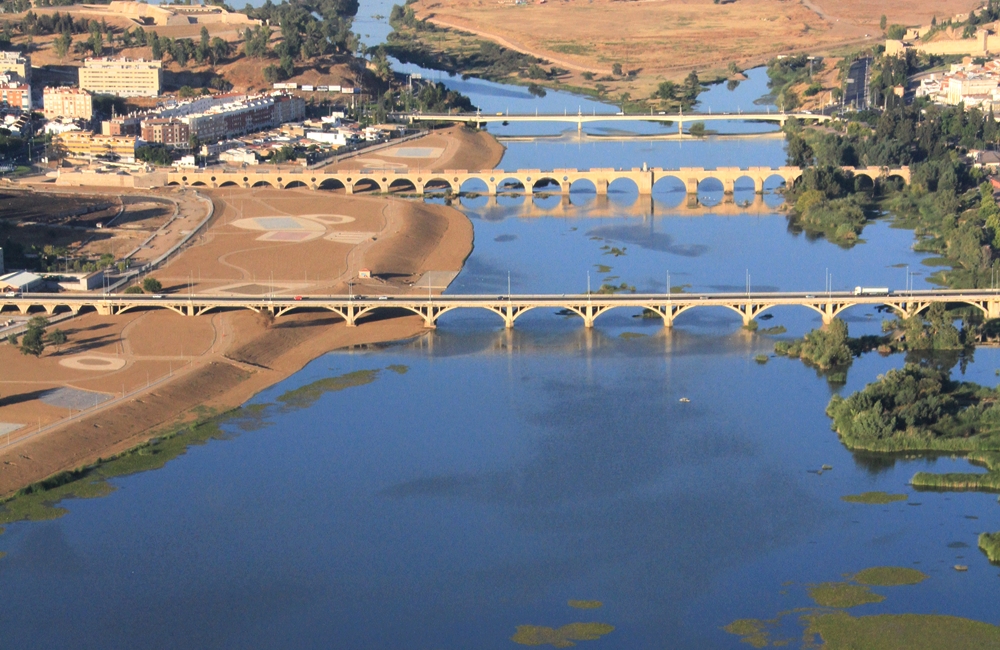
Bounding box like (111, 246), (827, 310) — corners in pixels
(230, 216), (326, 232)
(59, 356), (127, 371)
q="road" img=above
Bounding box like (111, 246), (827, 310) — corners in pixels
(844, 57), (871, 109)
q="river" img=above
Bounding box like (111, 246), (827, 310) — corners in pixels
(1, 3), (998, 649)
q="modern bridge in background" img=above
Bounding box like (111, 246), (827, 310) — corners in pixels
(395, 110), (833, 132)
(3, 289), (996, 329)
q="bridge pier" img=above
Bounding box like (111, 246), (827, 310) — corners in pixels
(595, 179), (608, 196)
(723, 178), (735, 195)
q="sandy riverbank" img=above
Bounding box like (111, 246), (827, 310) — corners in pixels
(0, 128), (502, 498)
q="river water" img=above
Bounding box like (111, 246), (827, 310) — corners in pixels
(1, 4), (999, 649)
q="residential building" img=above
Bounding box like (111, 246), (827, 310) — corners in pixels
(57, 132), (137, 162)
(43, 87), (93, 120)
(181, 93), (305, 142)
(79, 58), (162, 98)
(0, 74), (30, 111)
(102, 115), (142, 136)
(0, 51), (30, 85)
(141, 118), (190, 147)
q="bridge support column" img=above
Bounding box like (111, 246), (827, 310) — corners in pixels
(685, 178), (699, 195)
(487, 183), (497, 196)
(560, 182), (570, 195)
(595, 179), (608, 196)
(504, 305), (515, 329)
(723, 178), (735, 195)
(344, 184), (354, 195)
(987, 300), (1000, 320)
(583, 304), (596, 328)
(637, 172), (653, 195)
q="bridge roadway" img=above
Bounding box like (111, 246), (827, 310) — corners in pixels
(167, 165), (910, 196)
(4, 289), (998, 329)
(396, 111), (833, 132)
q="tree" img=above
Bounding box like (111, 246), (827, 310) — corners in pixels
(142, 277), (163, 293)
(48, 329), (67, 351)
(19, 316), (48, 358)
(53, 31), (71, 58)
(611, 62), (623, 76)
(880, 14), (887, 31)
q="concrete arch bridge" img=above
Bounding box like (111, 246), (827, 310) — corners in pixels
(167, 166), (910, 196)
(2, 289), (992, 330)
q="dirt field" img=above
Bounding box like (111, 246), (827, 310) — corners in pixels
(0, 184), (475, 497)
(328, 125), (506, 172)
(405, 0), (982, 98)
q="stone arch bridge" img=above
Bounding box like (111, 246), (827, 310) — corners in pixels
(2, 289), (991, 330)
(166, 166), (910, 196)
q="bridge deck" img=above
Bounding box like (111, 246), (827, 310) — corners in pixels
(4, 290), (997, 328)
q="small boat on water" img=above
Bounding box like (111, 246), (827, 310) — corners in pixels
(679, 397), (690, 403)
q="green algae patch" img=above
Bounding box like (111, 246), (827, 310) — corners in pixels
(511, 622), (614, 647)
(567, 600), (603, 609)
(807, 582), (885, 608)
(724, 619), (770, 648)
(978, 532), (1000, 564)
(276, 369), (380, 410)
(805, 612), (1000, 649)
(841, 491), (908, 504)
(852, 567), (928, 586)
(386, 364), (409, 375)
(593, 264), (612, 273)
(0, 406), (263, 530)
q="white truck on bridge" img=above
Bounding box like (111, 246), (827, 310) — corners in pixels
(853, 287), (891, 296)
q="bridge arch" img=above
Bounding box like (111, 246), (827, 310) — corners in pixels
(284, 180), (308, 189)
(191, 181), (207, 187)
(421, 177), (456, 194)
(531, 176), (564, 194)
(251, 180), (273, 188)
(219, 180), (239, 188)
(351, 178), (385, 193)
(317, 178), (346, 191)
(496, 177), (527, 193)
(853, 172), (875, 192)
(459, 177), (490, 194)
(388, 178), (418, 193)
(569, 178), (597, 194)
(607, 177), (640, 195)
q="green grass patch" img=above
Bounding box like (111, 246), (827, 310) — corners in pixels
(852, 567), (927, 586)
(807, 582), (885, 608)
(841, 491), (908, 505)
(758, 325), (787, 335)
(805, 612), (1000, 649)
(567, 600), (603, 609)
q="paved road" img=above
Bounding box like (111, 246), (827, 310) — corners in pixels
(844, 57), (871, 109)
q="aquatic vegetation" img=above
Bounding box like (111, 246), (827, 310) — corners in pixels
(567, 600), (603, 609)
(826, 364), (1000, 454)
(596, 283), (635, 294)
(511, 622), (614, 647)
(276, 369), (380, 410)
(807, 582), (885, 608)
(754, 354), (769, 364)
(723, 619), (770, 648)
(805, 612), (1000, 649)
(852, 567), (927, 586)
(841, 491), (908, 505)
(604, 247), (627, 257)
(978, 531), (1000, 564)
(0, 416), (234, 528)
(774, 319), (851, 371)
(386, 364), (409, 375)
(758, 325), (787, 335)
(593, 264), (612, 273)
(744, 320), (759, 332)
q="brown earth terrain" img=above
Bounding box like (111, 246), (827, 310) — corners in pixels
(0, 128), (502, 498)
(328, 125), (506, 172)
(403, 0), (981, 99)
